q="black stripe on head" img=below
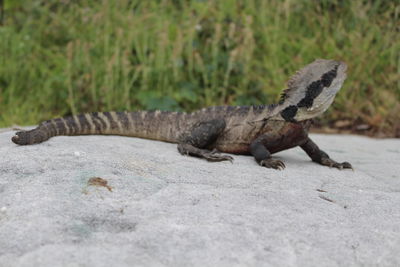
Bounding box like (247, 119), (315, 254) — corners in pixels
(321, 64), (338, 87)
(297, 80), (324, 108)
(103, 112), (118, 129)
(280, 105), (298, 122)
(297, 64), (339, 109)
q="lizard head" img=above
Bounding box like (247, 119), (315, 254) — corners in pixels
(277, 59), (347, 122)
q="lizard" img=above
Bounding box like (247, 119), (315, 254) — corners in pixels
(11, 59), (352, 170)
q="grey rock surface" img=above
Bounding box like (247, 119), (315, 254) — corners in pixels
(0, 128), (399, 267)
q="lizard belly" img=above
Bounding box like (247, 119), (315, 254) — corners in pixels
(213, 120), (311, 155)
(212, 125), (256, 155)
(215, 142), (251, 155)
(263, 121), (310, 154)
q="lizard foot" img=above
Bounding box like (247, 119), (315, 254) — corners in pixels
(203, 149), (234, 162)
(260, 159), (285, 170)
(321, 158), (353, 170)
(177, 143), (233, 162)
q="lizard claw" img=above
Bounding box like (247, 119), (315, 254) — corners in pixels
(260, 159), (286, 170)
(335, 161), (353, 170)
(177, 143), (234, 162)
(321, 158), (353, 170)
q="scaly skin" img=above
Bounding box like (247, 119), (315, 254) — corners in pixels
(12, 59), (352, 170)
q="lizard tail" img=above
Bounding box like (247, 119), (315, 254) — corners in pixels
(12, 111), (184, 145)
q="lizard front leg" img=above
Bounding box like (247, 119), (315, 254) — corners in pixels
(300, 137), (352, 170)
(250, 135), (286, 170)
(177, 119), (233, 162)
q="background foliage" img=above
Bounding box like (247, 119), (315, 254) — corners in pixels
(0, 0), (399, 136)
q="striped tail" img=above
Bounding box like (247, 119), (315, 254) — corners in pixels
(11, 111), (185, 145)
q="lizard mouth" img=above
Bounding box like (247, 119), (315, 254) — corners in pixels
(305, 95), (335, 113)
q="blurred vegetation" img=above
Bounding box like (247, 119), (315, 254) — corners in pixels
(0, 0), (399, 136)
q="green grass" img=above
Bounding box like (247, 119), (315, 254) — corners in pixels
(0, 0), (399, 135)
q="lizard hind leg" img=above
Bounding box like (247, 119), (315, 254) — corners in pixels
(177, 119), (233, 162)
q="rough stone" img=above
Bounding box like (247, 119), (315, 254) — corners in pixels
(0, 128), (399, 267)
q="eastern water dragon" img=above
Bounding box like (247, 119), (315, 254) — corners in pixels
(12, 59), (352, 170)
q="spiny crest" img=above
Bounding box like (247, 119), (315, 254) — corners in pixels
(279, 69), (307, 104)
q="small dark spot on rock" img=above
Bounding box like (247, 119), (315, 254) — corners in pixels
(81, 216), (137, 233)
(87, 177), (112, 192)
(319, 195), (335, 203)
